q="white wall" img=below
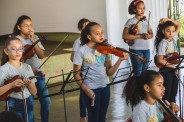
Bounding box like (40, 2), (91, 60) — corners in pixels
(106, 0), (168, 70)
(0, 0), (107, 35)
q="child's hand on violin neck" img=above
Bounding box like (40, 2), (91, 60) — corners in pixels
(11, 79), (24, 88)
(165, 100), (179, 113)
(119, 53), (129, 61)
(23, 78), (32, 85)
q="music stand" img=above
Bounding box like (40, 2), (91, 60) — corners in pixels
(175, 55), (184, 119)
(39, 67), (89, 122)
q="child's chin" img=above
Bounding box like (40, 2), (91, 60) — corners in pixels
(99, 40), (103, 43)
(159, 96), (163, 99)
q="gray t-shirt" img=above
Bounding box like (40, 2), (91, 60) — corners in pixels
(16, 35), (45, 69)
(132, 100), (164, 122)
(72, 37), (81, 52)
(124, 17), (152, 50)
(157, 34), (178, 55)
(0, 62), (37, 99)
(73, 44), (110, 89)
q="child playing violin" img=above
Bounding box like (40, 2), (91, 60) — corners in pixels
(73, 22), (128, 122)
(155, 18), (181, 103)
(13, 15), (50, 122)
(0, 37), (37, 122)
(122, 0), (153, 76)
(123, 70), (179, 122)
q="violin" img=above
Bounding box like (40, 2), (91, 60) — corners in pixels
(23, 35), (47, 62)
(96, 42), (124, 58)
(0, 75), (41, 101)
(124, 16), (146, 46)
(158, 100), (184, 122)
(96, 41), (146, 62)
(154, 52), (180, 68)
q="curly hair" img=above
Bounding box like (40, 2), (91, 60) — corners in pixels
(155, 21), (176, 52)
(123, 70), (161, 107)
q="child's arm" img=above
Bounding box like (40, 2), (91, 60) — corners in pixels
(0, 79), (23, 96)
(122, 27), (145, 41)
(70, 51), (75, 62)
(105, 53), (129, 76)
(73, 64), (94, 99)
(145, 29), (153, 39)
(24, 79), (37, 96)
(159, 18), (181, 34)
(157, 55), (176, 69)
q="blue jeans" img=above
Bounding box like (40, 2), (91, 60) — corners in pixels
(84, 85), (110, 122)
(160, 68), (179, 102)
(8, 96), (34, 122)
(35, 71), (50, 122)
(79, 89), (87, 117)
(129, 49), (150, 76)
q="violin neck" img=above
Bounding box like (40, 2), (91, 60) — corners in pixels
(130, 19), (141, 31)
(158, 99), (180, 122)
(23, 40), (40, 56)
(28, 75), (41, 80)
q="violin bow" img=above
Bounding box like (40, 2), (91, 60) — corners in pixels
(38, 34), (69, 69)
(147, 11), (151, 32)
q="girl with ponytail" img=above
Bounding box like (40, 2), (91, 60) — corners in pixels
(123, 70), (179, 122)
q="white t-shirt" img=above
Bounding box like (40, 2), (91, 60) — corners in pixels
(124, 17), (152, 50)
(0, 62), (37, 99)
(157, 34), (179, 55)
(72, 37), (81, 52)
(73, 44), (110, 89)
(132, 100), (164, 122)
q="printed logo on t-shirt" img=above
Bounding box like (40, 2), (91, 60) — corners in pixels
(142, 24), (148, 30)
(167, 47), (175, 54)
(84, 54), (105, 67)
(148, 115), (158, 122)
(137, 24), (147, 33)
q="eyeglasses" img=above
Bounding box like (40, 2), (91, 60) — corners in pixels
(6, 48), (24, 53)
